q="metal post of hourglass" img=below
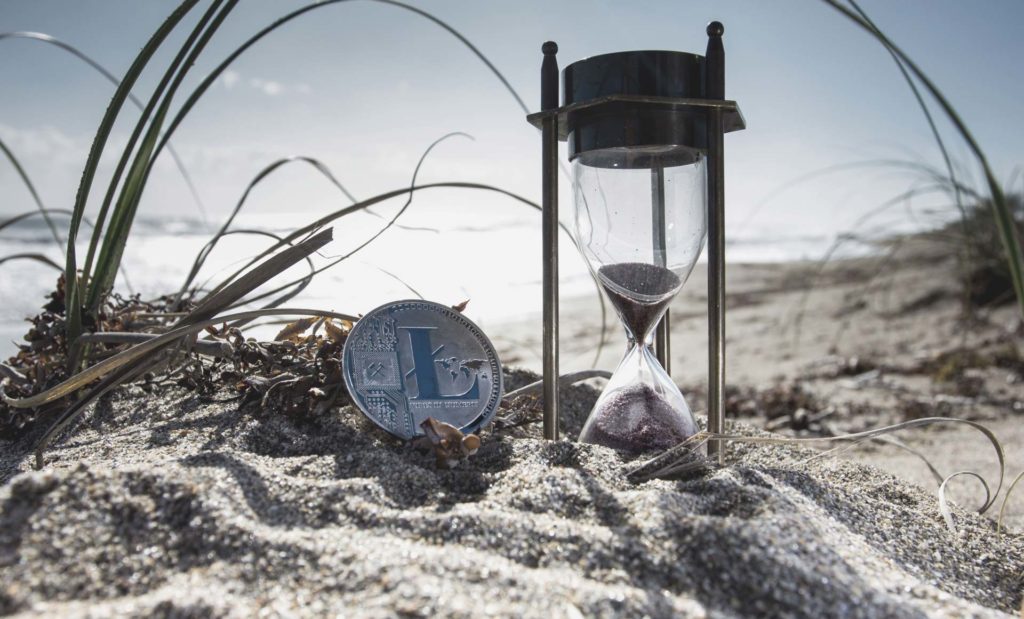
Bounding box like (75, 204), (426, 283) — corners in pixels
(652, 168), (671, 374)
(540, 41), (560, 441)
(705, 22), (727, 464)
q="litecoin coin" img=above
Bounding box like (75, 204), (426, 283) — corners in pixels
(342, 300), (503, 440)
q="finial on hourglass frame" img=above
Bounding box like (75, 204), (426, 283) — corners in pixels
(541, 41), (559, 111)
(705, 22), (725, 100)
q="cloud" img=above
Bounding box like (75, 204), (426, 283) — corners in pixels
(221, 70), (241, 90)
(216, 69), (311, 97)
(249, 77), (283, 96)
(0, 123), (84, 166)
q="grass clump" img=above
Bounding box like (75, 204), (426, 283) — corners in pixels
(948, 194), (1024, 307)
(824, 0), (1024, 319)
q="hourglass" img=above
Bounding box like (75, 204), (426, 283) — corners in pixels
(527, 24), (745, 457)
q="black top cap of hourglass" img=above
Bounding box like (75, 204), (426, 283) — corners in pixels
(563, 50), (708, 169)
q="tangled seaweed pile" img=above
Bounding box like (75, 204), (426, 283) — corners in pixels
(0, 272), (355, 444)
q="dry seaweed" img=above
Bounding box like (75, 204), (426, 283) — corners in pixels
(416, 417), (481, 468)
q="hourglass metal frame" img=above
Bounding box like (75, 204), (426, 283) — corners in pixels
(526, 22), (745, 462)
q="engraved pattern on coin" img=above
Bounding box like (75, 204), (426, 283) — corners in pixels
(342, 300), (503, 440)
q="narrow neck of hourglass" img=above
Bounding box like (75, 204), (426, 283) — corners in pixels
(624, 301), (671, 346)
(597, 263), (682, 347)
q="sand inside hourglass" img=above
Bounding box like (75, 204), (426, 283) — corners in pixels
(579, 381), (695, 452)
(578, 262), (698, 453)
(597, 262), (681, 339)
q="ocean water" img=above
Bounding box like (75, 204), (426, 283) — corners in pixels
(0, 213), (875, 359)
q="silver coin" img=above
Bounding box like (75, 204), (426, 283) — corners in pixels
(342, 300), (503, 440)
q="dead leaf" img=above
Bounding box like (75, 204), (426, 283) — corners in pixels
(462, 434), (481, 455)
(419, 417), (481, 468)
(324, 318), (352, 344)
(275, 316), (318, 341)
(452, 299), (469, 312)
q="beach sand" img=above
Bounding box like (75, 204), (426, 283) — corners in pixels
(2, 236), (1023, 616)
(1, 373), (1022, 617)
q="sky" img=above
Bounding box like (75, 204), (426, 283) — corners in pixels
(1, 0), (1022, 284)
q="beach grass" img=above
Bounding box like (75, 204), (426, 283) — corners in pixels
(823, 0), (1024, 317)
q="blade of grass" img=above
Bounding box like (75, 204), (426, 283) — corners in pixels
(77, 332), (232, 357)
(0, 209), (93, 234)
(193, 179), (610, 367)
(176, 155), (357, 303)
(372, 265), (424, 299)
(626, 431), (711, 483)
(178, 154), (438, 310)
(224, 183), (551, 307)
(371, 0), (527, 114)
(87, 0), (239, 313)
(232, 132), (469, 306)
(501, 370), (612, 400)
(588, 277), (608, 370)
(4, 306), (356, 412)
(205, 183), (506, 299)
(0, 253), (62, 270)
(789, 182), (955, 346)
(0, 209), (134, 292)
(873, 434), (945, 485)
(0, 136), (62, 250)
(0, 31), (211, 229)
(175, 227), (332, 327)
(938, 471), (990, 535)
(800, 417), (1004, 515)
(737, 159), (946, 235)
(845, 3), (967, 224)
(846, 0), (975, 313)
(182, 229), (317, 308)
(82, 0), (225, 284)
(634, 416), (1005, 515)
(62, 0), (201, 352)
